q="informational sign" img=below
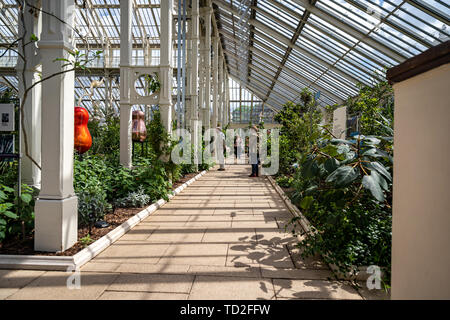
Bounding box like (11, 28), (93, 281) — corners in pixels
(0, 103), (14, 132)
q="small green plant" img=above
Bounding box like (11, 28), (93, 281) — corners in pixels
(0, 185), (17, 241)
(144, 74), (161, 95)
(74, 156), (112, 227)
(276, 175), (293, 188)
(79, 234), (94, 248)
(0, 183), (35, 242)
(115, 186), (151, 208)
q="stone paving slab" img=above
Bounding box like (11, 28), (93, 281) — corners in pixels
(188, 276), (275, 300)
(260, 267), (333, 280)
(118, 225), (158, 241)
(107, 273), (195, 294)
(146, 226), (206, 243)
(2, 165), (388, 300)
(6, 271), (119, 300)
(159, 243), (229, 266)
(226, 243), (295, 269)
(0, 270), (45, 300)
(187, 265), (262, 278)
(115, 263), (190, 274)
(272, 279), (362, 300)
(93, 241), (170, 264)
(202, 228), (256, 243)
(81, 262), (121, 273)
(99, 291), (189, 300)
(357, 283), (391, 300)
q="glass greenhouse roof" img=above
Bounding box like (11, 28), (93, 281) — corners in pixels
(215, 0), (449, 108)
(0, 0), (449, 113)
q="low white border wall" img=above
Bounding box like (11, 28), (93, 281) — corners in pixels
(0, 170), (207, 271)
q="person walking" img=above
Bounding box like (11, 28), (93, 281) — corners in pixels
(249, 125), (259, 177)
(216, 126), (226, 171)
(234, 133), (243, 160)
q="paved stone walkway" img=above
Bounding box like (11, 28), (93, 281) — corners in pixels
(0, 165), (388, 300)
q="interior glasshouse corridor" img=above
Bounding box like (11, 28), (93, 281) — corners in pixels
(0, 0), (449, 302)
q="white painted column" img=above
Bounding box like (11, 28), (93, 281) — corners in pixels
(198, 34), (205, 125)
(17, 1), (41, 187)
(190, 0), (200, 167)
(104, 40), (111, 68)
(204, 6), (212, 131)
(119, 0), (132, 168)
(227, 75), (230, 125)
(144, 39), (150, 66)
(160, 0), (174, 134)
(104, 71), (110, 116)
(212, 36), (219, 129)
(221, 59), (227, 126)
(185, 16), (192, 129)
(34, 0), (77, 252)
(223, 69), (229, 126)
(218, 54), (223, 126)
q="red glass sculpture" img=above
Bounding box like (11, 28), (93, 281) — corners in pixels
(132, 110), (147, 142)
(74, 106), (92, 154)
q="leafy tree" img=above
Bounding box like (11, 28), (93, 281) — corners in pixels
(274, 89), (323, 175)
(276, 84), (395, 287)
(346, 81), (394, 136)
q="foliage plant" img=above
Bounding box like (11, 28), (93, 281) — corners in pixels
(277, 84), (394, 286)
(79, 234), (94, 248)
(144, 74), (161, 95)
(346, 81), (394, 136)
(274, 88), (324, 176)
(0, 183), (35, 242)
(114, 186), (151, 208)
(87, 115), (121, 159)
(73, 156), (112, 227)
(72, 107), (203, 232)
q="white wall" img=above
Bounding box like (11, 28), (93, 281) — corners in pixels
(392, 63), (450, 299)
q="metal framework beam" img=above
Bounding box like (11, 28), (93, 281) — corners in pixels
(263, 0), (317, 105)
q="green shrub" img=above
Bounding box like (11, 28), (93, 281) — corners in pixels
(74, 156), (112, 226)
(114, 186), (151, 208)
(277, 85), (394, 286)
(77, 184), (111, 227)
(288, 133), (393, 282)
(133, 158), (172, 201)
(0, 183), (36, 242)
(274, 89), (324, 176)
(293, 199), (391, 279)
(87, 116), (121, 159)
(276, 175), (293, 188)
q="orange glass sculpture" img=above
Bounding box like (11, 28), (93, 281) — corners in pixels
(132, 110), (147, 142)
(74, 106), (92, 154)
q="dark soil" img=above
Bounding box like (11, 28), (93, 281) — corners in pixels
(0, 171), (201, 256)
(172, 172), (198, 189)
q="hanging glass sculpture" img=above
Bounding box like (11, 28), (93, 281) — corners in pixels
(74, 106), (92, 154)
(132, 110), (147, 142)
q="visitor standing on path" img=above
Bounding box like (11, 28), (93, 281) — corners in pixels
(234, 133), (243, 160)
(249, 125), (259, 177)
(216, 126), (226, 171)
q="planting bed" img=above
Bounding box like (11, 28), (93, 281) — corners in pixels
(0, 171), (201, 257)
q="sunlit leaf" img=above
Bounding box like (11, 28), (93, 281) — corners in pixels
(362, 174), (385, 202)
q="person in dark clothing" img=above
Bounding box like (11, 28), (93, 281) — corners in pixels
(249, 126), (259, 177)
